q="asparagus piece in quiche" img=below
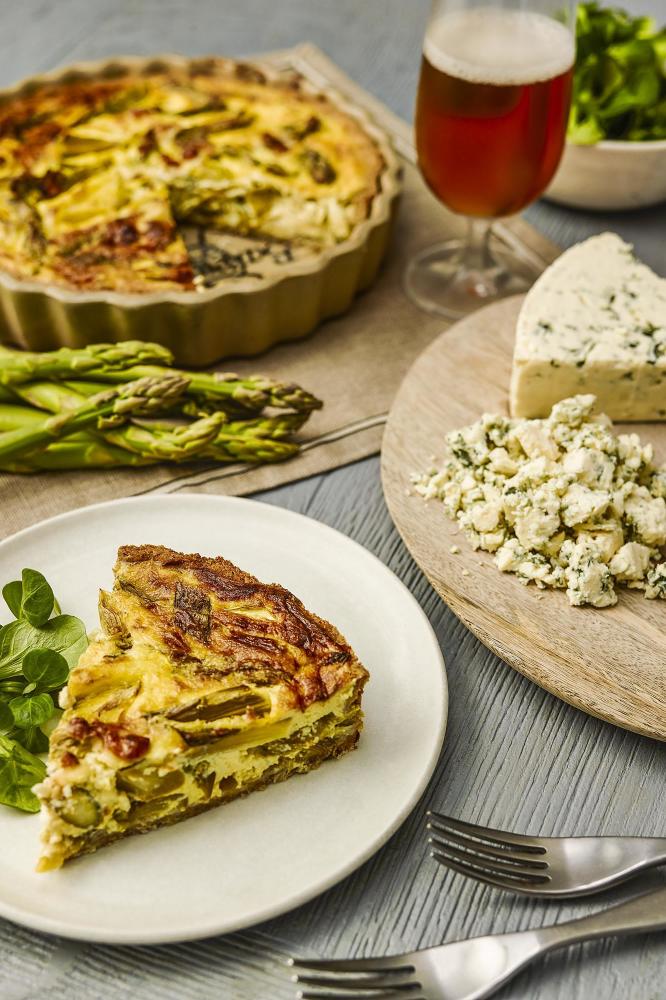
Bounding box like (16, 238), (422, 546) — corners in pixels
(36, 545), (369, 870)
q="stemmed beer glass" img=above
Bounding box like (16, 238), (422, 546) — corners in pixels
(406, 0), (576, 318)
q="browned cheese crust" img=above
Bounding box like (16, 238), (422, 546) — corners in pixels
(109, 543), (366, 707)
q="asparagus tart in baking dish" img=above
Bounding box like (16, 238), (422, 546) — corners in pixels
(0, 55), (400, 361)
(36, 544), (368, 870)
(0, 58), (386, 293)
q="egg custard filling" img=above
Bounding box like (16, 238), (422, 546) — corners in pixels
(35, 544), (368, 870)
(0, 59), (385, 292)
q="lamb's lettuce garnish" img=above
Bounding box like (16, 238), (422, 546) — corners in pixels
(0, 570), (87, 812)
(570, 2), (666, 143)
(3, 568), (55, 627)
(0, 735), (46, 813)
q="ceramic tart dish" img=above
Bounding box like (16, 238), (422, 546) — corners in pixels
(0, 55), (401, 365)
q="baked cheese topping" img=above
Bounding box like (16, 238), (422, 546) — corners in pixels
(510, 233), (666, 422)
(0, 60), (385, 293)
(413, 395), (666, 608)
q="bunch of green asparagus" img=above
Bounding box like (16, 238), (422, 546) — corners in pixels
(0, 342), (322, 473)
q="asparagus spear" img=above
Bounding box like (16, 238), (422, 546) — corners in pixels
(12, 369), (321, 419)
(0, 407), (227, 468)
(53, 367), (322, 414)
(0, 432), (300, 472)
(201, 373), (322, 413)
(11, 379), (308, 442)
(0, 403), (44, 431)
(0, 375), (190, 463)
(10, 379), (88, 414)
(201, 435), (298, 464)
(102, 412), (226, 461)
(0, 416), (300, 470)
(0, 342), (173, 386)
(105, 422), (299, 465)
(1, 437), (160, 472)
(0, 401), (146, 470)
(0, 386), (302, 469)
(16, 379), (321, 433)
(0, 339), (321, 413)
(0, 341), (320, 473)
(144, 411), (311, 439)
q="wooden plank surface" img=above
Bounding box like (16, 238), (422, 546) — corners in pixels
(382, 295), (666, 739)
(1, 2), (666, 999)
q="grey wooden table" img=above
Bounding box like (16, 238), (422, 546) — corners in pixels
(2, 2), (666, 998)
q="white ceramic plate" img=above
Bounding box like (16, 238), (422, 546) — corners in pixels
(0, 495), (447, 944)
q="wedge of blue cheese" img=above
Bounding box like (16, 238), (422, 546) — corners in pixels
(510, 233), (666, 421)
(412, 395), (666, 608)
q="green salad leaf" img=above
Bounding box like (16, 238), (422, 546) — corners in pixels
(22, 648), (70, 692)
(0, 701), (14, 733)
(17, 569), (56, 627)
(2, 581), (22, 619)
(9, 693), (55, 729)
(0, 568), (88, 811)
(570, 2), (666, 142)
(20, 727), (50, 755)
(0, 733), (46, 813)
(2, 569), (56, 627)
(0, 615), (87, 679)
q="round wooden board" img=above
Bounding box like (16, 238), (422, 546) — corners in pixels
(382, 295), (666, 740)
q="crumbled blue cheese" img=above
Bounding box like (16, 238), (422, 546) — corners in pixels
(646, 564), (666, 599)
(510, 233), (666, 422)
(412, 394), (666, 608)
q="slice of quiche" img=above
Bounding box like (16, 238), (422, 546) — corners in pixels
(36, 545), (368, 870)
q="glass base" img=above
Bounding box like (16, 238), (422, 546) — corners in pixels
(404, 228), (541, 320)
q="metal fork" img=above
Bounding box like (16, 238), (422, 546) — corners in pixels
(289, 884), (666, 999)
(427, 812), (666, 897)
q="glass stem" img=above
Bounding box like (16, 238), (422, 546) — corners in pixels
(463, 217), (493, 272)
(459, 217), (499, 299)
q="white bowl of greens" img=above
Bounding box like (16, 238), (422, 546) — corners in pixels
(546, 1), (666, 211)
(548, 138), (666, 210)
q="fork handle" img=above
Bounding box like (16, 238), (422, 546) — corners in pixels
(536, 884), (666, 952)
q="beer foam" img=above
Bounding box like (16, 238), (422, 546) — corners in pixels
(423, 7), (574, 86)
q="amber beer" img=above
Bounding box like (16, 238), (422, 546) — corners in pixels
(416, 8), (574, 218)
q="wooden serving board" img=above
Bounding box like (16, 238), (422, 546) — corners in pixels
(382, 295), (666, 740)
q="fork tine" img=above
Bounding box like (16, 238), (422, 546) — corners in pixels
(290, 958), (414, 975)
(295, 974), (417, 990)
(427, 812), (546, 853)
(431, 849), (550, 891)
(298, 992), (425, 1000)
(428, 823), (548, 868)
(428, 835), (549, 877)
(431, 846), (548, 884)
(296, 983), (419, 996)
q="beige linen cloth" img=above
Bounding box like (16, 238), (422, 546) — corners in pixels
(0, 44), (559, 539)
